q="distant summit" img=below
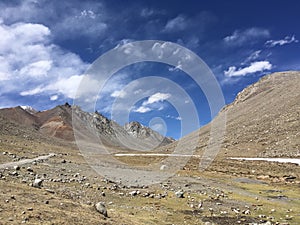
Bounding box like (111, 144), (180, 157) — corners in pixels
(124, 121), (174, 146)
(20, 105), (38, 114)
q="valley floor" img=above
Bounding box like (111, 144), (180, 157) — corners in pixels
(0, 137), (299, 225)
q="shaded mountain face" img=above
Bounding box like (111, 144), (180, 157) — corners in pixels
(158, 71), (300, 158)
(0, 103), (174, 149)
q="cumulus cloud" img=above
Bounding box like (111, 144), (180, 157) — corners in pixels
(0, 0), (107, 41)
(134, 106), (152, 113)
(144, 93), (171, 105)
(224, 28), (270, 46)
(0, 20), (88, 100)
(134, 92), (171, 114)
(265, 35), (298, 47)
(224, 61), (272, 77)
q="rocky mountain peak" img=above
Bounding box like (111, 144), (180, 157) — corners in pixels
(124, 121), (149, 138)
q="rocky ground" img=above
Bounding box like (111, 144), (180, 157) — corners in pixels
(0, 135), (299, 225)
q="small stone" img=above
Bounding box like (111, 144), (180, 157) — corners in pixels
(129, 190), (138, 196)
(32, 179), (43, 188)
(27, 167), (33, 172)
(95, 202), (107, 217)
(160, 165), (167, 170)
(27, 207), (33, 211)
(149, 193), (155, 198)
(10, 171), (18, 176)
(61, 159), (67, 163)
(175, 190), (184, 198)
(14, 165), (20, 170)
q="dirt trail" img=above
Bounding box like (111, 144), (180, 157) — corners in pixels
(0, 153), (55, 169)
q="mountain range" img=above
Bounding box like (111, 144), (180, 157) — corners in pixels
(0, 71), (299, 158)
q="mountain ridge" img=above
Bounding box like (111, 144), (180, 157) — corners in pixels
(158, 71), (300, 158)
(0, 103), (174, 149)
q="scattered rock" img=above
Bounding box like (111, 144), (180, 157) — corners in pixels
(175, 190), (184, 198)
(160, 165), (167, 170)
(32, 179), (43, 188)
(95, 202), (108, 217)
(27, 167), (33, 172)
(14, 165), (20, 171)
(10, 171), (18, 176)
(129, 190), (139, 197)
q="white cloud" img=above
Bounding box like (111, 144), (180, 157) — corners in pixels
(20, 75), (84, 99)
(50, 95), (58, 101)
(111, 90), (126, 98)
(224, 61), (272, 77)
(80, 10), (96, 19)
(0, 1), (107, 41)
(168, 62), (183, 72)
(143, 92), (171, 105)
(167, 115), (182, 120)
(133, 92), (171, 114)
(164, 15), (187, 32)
(20, 86), (44, 96)
(19, 60), (52, 78)
(134, 106), (152, 113)
(0, 20), (88, 100)
(224, 28), (270, 46)
(245, 50), (261, 62)
(45, 75), (84, 99)
(265, 35), (298, 47)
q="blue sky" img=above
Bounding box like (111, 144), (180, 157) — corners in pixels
(0, 0), (299, 139)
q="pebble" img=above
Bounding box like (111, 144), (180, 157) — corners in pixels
(27, 167), (33, 172)
(175, 190), (184, 198)
(129, 190), (138, 196)
(14, 165), (20, 171)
